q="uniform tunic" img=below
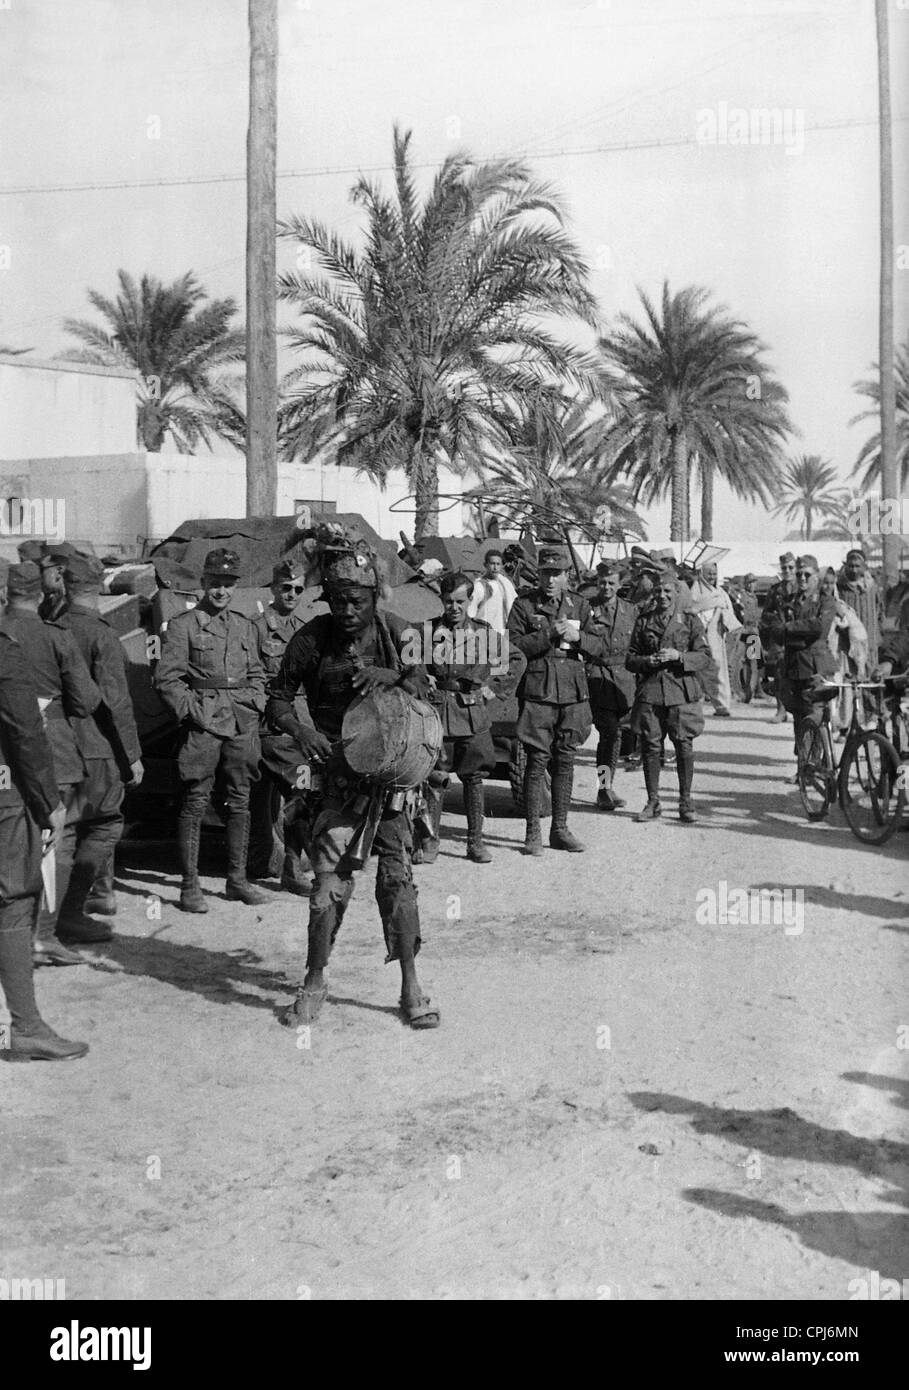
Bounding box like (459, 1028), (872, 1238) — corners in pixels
(507, 588), (604, 754)
(763, 590), (837, 723)
(626, 604), (711, 749)
(426, 616), (505, 780)
(0, 631), (60, 906)
(154, 603), (265, 811)
(585, 596), (637, 718)
(251, 605), (308, 784)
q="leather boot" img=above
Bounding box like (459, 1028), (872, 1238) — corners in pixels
(549, 754), (584, 851)
(634, 749), (662, 822)
(522, 751), (546, 855)
(0, 911), (89, 1060)
(56, 860), (114, 943)
(84, 863), (117, 916)
(178, 813), (209, 913)
(677, 747), (696, 822)
(225, 813), (270, 905)
(463, 779), (492, 863)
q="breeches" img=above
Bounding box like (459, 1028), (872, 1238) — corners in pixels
(178, 728), (261, 817)
(517, 699), (592, 756)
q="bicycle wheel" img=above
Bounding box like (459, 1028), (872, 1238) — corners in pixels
(838, 730), (905, 845)
(796, 719), (833, 821)
(739, 658), (754, 703)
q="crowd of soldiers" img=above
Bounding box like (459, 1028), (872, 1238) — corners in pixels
(1, 530), (906, 1061)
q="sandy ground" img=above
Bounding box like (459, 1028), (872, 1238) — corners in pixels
(2, 699), (908, 1301)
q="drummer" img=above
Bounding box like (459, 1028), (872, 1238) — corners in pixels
(266, 548), (440, 1030)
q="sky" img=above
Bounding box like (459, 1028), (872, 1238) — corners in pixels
(0, 0), (907, 546)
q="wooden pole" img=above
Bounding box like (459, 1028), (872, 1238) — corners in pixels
(876, 0), (899, 589)
(246, 0), (278, 516)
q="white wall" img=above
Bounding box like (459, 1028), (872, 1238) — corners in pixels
(283, 459), (472, 538)
(0, 356), (137, 459)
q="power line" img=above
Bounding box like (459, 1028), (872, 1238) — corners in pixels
(0, 114), (902, 197)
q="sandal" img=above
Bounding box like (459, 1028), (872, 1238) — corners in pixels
(280, 983), (328, 1027)
(400, 994), (441, 1030)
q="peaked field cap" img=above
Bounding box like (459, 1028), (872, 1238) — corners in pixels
(6, 561), (43, 597)
(779, 551), (796, 564)
(651, 547), (677, 565)
(273, 558), (306, 583)
(596, 558), (620, 575)
(202, 548), (242, 578)
(16, 539), (45, 564)
(65, 552), (105, 591)
(41, 540), (82, 568)
(797, 554), (819, 571)
(537, 545), (572, 570)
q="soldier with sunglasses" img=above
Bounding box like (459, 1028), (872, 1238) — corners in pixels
(247, 560), (313, 895)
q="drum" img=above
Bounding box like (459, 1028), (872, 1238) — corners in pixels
(341, 686), (443, 788)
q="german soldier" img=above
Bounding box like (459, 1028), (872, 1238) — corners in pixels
(154, 548), (268, 912)
(419, 570), (518, 864)
(248, 559), (312, 895)
(585, 559), (637, 811)
(0, 562), (103, 964)
(0, 624), (88, 1059)
(762, 554), (836, 743)
(507, 544), (603, 855)
(759, 552), (798, 723)
(626, 568), (712, 823)
(267, 549), (439, 1030)
(52, 553), (144, 942)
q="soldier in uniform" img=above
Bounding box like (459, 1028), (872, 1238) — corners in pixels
(267, 549), (440, 1030)
(247, 559), (312, 895)
(762, 554), (836, 745)
(585, 559), (637, 811)
(0, 562), (103, 964)
(626, 568), (712, 823)
(52, 553), (144, 942)
(759, 553), (798, 723)
(155, 548), (268, 913)
(0, 625), (88, 1060)
(507, 544), (604, 855)
(16, 539), (79, 622)
(420, 570), (518, 864)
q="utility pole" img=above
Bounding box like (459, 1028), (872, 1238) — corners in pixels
(246, 0), (278, 516)
(875, 0), (898, 589)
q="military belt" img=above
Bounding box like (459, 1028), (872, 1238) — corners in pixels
(189, 678), (239, 691)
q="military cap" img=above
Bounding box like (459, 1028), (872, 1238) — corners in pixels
(272, 558), (305, 585)
(64, 552), (106, 592)
(202, 548), (242, 579)
(744, 573), (756, 583)
(779, 551), (796, 565)
(796, 554), (819, 572)
(40, 540), (82, 569)
(322, 552), (378, 590)
(596, 558), (620, 576)
(16, 539), (45, 564)
(651, 547), (678, 566)
(537, 545), (572, 571)
(845, 547), (866, 562)
(6, 560), (43, 597)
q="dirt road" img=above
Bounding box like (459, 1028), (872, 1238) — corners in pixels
(3, 702), (907, 1300)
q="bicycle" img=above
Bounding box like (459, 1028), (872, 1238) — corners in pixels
(795, 678), (907, 844)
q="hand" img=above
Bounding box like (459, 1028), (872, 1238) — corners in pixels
(553, 618), (580, 641)
(46, 802), (66, 852)
(657, 647), (681, 663)
(351, 666), (400, 694)
(479, 684), (496, 702)
(129, 759), (145, 786)
(296, 727), (333, 761)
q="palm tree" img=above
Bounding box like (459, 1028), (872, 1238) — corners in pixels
(851, 340), (909, 494)
(773, 455), (843, 541)
(811, 489), (864, 542)
(474, 393), (645, 544)
(277, 126), (601, 539)
(595, 282), (791, 541)
(60, 271), (246, 452)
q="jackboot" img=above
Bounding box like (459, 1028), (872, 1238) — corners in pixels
(56, 860), (115, 943)
(549, 755), (584, 851)
(676, 747), (697, 822)
(0, 914), (88, 1060)
(463, 779), (492, 863)
(522, 751), (546, 855)
(634, 750), (662, 822)
(178, 813), (209, 913)
(225, 813), (271, 905)
(84, 863), (117, 916)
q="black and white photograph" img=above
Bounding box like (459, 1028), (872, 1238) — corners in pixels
(1, 0), (907, 1327)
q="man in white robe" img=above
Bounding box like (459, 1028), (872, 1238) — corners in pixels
(467, 548), (518, 634)
(687, 562), (741, 716)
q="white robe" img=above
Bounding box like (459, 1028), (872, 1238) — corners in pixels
(688, 580), (741, 711)
(467, 573), (517, 633)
